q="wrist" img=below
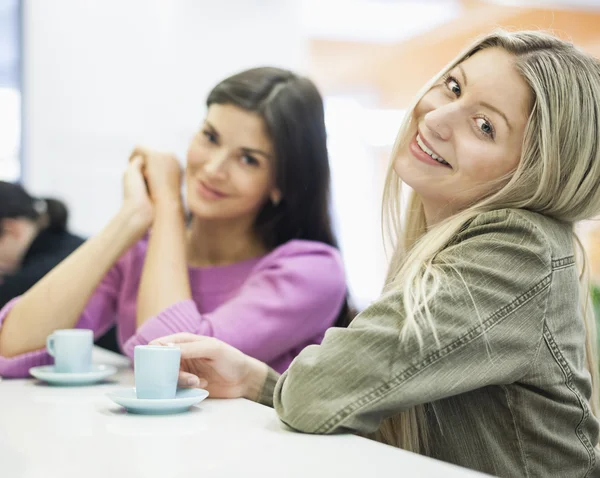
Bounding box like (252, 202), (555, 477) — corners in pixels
(154, 196), (185, 222)
(154, 193), (183, 211)
(117, 205), (152, 238)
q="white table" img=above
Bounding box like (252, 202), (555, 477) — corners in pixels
(0, 348), (484, 478)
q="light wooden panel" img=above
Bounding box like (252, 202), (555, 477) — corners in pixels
(309, 1), (600, 108)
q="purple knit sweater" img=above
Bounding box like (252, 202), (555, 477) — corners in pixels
(0, 239), (347, 378)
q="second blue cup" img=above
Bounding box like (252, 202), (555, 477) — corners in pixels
(134, 345), (181, 399)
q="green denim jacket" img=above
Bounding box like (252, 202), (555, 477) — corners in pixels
(259, 209), (600, 477)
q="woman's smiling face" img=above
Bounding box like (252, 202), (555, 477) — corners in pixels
(393, 48), (532, 220)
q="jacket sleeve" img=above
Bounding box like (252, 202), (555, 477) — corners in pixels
(272, 210), (553, 435)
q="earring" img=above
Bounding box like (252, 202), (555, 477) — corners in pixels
(271, 197), (281, 207)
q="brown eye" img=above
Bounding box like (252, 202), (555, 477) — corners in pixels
(241, 154), (259, 167)
(202, 130), (217, 144)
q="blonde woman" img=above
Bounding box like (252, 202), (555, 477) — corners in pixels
(151, 31), (600, 476)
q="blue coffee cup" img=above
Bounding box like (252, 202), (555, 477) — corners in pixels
(134, 345), (181, 399)
(46, 329), (93, 373)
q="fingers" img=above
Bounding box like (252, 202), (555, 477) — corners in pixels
(128, 155), (144, 171)
(150, 332), (202, 346)
(129, 146), (181, 166)
(129, 146), (148, 163)
(178, 371), (207, 389)
(124, 156), (145, 184)
(149, 334), (225, 361)
(176, 338), (226, 360)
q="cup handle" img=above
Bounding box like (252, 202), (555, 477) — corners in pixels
(46, 335), (55, 357)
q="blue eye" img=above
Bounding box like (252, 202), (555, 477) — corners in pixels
(475, 117), (496, 140)
(444, 75), (461, 97)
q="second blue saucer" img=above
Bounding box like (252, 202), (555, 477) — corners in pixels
(106, 388), (209, 415)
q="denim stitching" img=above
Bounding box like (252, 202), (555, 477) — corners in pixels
(551, 256), (575, 270)
(543, 324), (596, 476)
(316, 274), (552, 433)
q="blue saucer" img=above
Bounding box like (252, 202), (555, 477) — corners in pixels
(106, 388), (209, 415)
(29, 364), (117, 385)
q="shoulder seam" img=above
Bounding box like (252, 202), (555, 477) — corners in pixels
(552, 256), (575, 270)
(508, 209), (554, 256)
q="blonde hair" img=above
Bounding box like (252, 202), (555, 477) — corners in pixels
(377, 30), (600, 453)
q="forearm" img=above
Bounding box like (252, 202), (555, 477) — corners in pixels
(0, 207), (145, 357)
(136, 200), (191, 327)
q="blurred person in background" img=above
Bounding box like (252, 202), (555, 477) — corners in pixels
(152, 31), (600, 477)
(0, 182), (82, 307)
(0, 181), (120, 353)
(0, 67), (352, 377)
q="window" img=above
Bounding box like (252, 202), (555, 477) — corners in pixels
(0, 0), (21, 181)
(325, 96), (407, 308)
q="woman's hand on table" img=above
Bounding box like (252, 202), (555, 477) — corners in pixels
(150, 333), (269, 401)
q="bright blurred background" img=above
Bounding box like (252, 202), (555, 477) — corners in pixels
(0, 0), (599, 308)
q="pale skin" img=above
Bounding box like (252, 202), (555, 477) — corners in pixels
(394, 47), (531, 226)
(0, 158), (153, 356)
(131, 148), (191, 328)
(0, 104), (282, 357)
(135, 104), (281, 327)
(151, 333), (268, 401)
(0, 218), (40, 279)
(154, 48), (533, 400)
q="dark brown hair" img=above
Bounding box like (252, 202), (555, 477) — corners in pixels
(206, 67), (354, 327)
(0, 181), (68, 235)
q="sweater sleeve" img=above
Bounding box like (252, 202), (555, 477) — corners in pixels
(123, 242), (347, 365)
(0, 261), (122, 378)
